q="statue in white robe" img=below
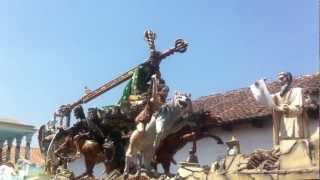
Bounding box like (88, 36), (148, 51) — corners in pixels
(272, 72), (309, 146)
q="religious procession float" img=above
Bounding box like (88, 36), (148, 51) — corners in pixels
(38, 30), (319, 180)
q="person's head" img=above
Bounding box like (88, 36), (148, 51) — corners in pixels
(278, 72), (293, 97)
(159, 85), (169, 99)
(148, 57), (161, 68)
(74, 105), (86, 120)
(277, 72), (292, 86)
(157, 79), (169, 102)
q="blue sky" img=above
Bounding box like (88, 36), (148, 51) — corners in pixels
(0, 0), (317, 146)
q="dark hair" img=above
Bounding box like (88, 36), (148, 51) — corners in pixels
(74, 105), (86, 120)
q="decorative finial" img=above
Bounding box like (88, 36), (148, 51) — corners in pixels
(143, 30), (188, 62)
(144, 30), (157, 55)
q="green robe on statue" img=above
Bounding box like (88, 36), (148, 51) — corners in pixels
(117, 63), (159, 106)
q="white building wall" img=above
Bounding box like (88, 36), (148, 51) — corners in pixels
(171, 118), (319, 172)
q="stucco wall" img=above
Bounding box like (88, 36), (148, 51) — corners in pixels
(170, 118), (319, 172)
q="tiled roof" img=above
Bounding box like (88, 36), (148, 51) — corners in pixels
(192, 73), (320, 125)
(0, 118), (19, 124)
(0, 118), (36, 129)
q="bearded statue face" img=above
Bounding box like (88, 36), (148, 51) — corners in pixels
(278, 74), (289, 86)
(278, 72), (292, 85)
(277, 72), (293, 97)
